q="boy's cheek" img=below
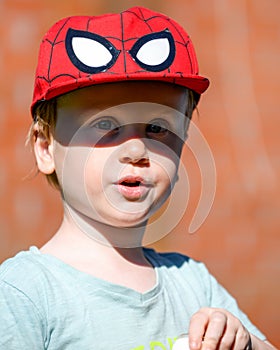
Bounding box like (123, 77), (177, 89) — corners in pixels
(53, 142), (91, 187)
(52, 141), (67, 179)
(162, 135), (185, 159)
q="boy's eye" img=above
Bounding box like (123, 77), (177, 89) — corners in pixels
(93, 119), (118, 131)
(89, 118), (121, 139)
(146, 120), (169, 137)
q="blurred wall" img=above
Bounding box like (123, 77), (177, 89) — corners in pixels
(0, 0), (279, 346)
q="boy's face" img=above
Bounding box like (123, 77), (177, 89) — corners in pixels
(41, 82), (189, 228)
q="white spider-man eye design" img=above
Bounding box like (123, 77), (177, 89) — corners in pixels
(129, 29), (175, 72)
(66, 29), (120, 73)
(65, 28), (175, 74)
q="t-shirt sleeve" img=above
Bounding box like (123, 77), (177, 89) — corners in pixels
(193, 260), (267, 341)
(0, 280), (46, 349)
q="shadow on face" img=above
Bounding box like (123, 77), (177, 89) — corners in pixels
(54, 81), (189, 155)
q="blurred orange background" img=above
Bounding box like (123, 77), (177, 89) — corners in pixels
(0, 0), (279, 346)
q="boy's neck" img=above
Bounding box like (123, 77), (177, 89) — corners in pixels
(64, 202), (147, 247)
(40, 202), (152, 265)
(40, 207), (156, 293)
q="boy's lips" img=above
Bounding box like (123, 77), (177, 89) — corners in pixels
(116, 175), (153, 200)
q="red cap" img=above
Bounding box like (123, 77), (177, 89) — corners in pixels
(31, 6), (209, 115)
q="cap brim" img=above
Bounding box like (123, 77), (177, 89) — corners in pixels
(31, 73), (209, 115)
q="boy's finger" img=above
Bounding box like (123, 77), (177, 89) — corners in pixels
(188, 311), (208, 349)
(234, 328), (252, 350)
(201, 311), (227, 349)
(217, 330), (236, 350)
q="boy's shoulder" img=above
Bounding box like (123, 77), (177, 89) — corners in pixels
(144, 248), (209, 276)
(0, 247), (52, 292)
(145, 248), (214, 299)
(1, 246), (39, 269)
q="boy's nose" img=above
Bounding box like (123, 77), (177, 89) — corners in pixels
(119, 138), (149, 165)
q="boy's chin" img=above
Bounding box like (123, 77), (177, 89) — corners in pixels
(75, 217), (148, 248)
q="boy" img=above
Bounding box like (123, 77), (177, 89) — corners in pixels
(0, 6), (275, 350)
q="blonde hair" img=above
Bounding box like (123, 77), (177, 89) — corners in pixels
(28, 88), (199, 189)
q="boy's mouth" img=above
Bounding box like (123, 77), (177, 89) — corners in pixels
(118, 176), (144, 186)
(116, 176), (151, 200)
(120, 180), (141, 187)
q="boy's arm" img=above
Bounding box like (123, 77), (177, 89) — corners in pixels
(188, 307), (276, 350)
(0, 281), (45, 349)
(186, 260), (275, 349)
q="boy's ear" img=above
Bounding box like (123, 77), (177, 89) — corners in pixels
(33, 128), (55, 175)
(183, 116), (191, 140)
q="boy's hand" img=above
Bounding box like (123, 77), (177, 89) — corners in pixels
(188, 307), (251, 350)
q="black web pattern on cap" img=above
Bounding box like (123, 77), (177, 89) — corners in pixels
(35, 7), (195, 100)
(65, 29), (121, 74)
